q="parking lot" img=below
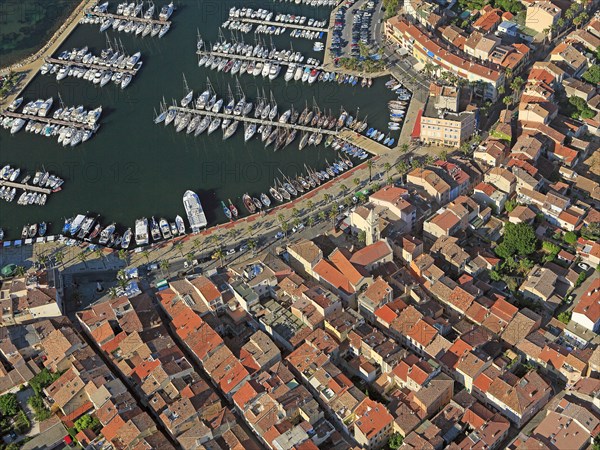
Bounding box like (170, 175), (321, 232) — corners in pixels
(330, 0), (379, 60)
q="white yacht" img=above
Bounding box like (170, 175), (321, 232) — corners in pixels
(135, 217), (149, 246)
(183, 190), (207, 232)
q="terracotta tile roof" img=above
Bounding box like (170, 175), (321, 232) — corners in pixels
(354, 398), (394, 439)
(501, 308), (541, 346)
(407, 318), (438, 347)
(448, 286), (476, 314)
(490, 298), (518, 323)
(388, 18), (502, 82)
(488, 371), (551, 417)
(313, 260), (354, 294)
(189, 276), (221, 303)
(370, 185), (409, 203)
(573, 278), (600, 323)
(350, 240), (393, 267)
(329, 248), (366, 286)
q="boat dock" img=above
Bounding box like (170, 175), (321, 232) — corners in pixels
(44, 57), (138, 75)
(197, 50), (322, 70)
(337, 128), (390, 155)
(84, 10), (171, 26)
(170, 106), (338, 135)
(1, 110), (97, 131)
(233, 17), (328, 33)
(0, 180), (51, 194)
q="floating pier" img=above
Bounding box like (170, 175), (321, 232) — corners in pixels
(1, 110), (97, 131)
(0, 180), (51, 194)
(85, 10), (171, 26)
(169, 106), (338, 135)
(233, 17), (327, 33)
(197, 50), (322, 70)
(44, 57), (138, 75)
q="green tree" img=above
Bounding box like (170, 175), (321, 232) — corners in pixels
(318, 211), (327, 222)
(174, 242), (185, 258)
(247, 238), (257, 253)
(307, 216), (315, 228)
(185, 253), (194, 267)
(14, 265), (26, 277)
(0, 393), (18, 416)
(353, 177), (360, 188)
(117, 249), (128, 263)
(29, 369), (61, 395)
(108, 287), (119, 299)
(576, 271), (587, 288)
(400, 143), (409, 153)
(388, 432), (404, 450)
(495, 223), (538, 259)
(583, 65), (600, 85)
(141, 250), (150, 264)
(367, 160), (373, 182)
(358, 230), (366, 244)
(77, 251), (88, 268)
(159, 259), (170, 277)
(563, 231), (577, 244)
(557, 310), (572, 325)
(28, 395), (51, 421)
(74, 414), (101, 433)
(504, 199), (518, 213)
(306, 200), (314, 211)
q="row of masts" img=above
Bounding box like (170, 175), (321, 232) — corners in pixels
(154, 77), (370, 151)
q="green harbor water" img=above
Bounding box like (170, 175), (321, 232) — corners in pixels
(0, 0), (398, 239)
(0, 0), (81, 66)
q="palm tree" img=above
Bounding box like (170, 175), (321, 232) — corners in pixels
(306, 200), (314, 211)
(192, 237), (202, 252)
(502, 96), (512, 113)
(14, 266), (26, 277)
(78, 252), (88, 268)
(108, 287), (119, 299)
(55, 250), (65, 268)
(185, 253), (195, 267)
(281, 221), (290, 236)
(95, 248), (104, 261)
(247, 238), (257, 254)
(141, 250), (150, 264)
(440, 150), (448, 161)
(117, 249), (127, 263)
(395, 161), (409, 177)
(318, 211), (327, 223)
(292, 208), (300, 218)
(367, 160), (373, 181)
(277, 213), (285, 225)
(353, 177), (360, 188)
(509, 77), (524, 102)
(307, 216), (315, 228)
(400, 143), (409, 153)
(340, 184), (348, 195)
(174, 242), (185, 258)
(159, 259), (171, 277)
(212, 248), (224, 267)
(324, 193), (333, 204)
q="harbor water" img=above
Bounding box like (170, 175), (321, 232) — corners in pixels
(0, 0), (397, 239)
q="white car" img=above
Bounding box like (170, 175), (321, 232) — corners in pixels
(275, 231), (284, 239)
(226, 248), (236, 256)
(578, 262), (589, 270)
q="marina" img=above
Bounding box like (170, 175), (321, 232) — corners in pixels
(0, 0), (403, 241)
(81, 1), (174, 38)
(226, 7), (329, 33)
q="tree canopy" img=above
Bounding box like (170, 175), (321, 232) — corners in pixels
(583, 65), (600, 85)
(0, 393), (19, 416)
(495, 223), (538, 259)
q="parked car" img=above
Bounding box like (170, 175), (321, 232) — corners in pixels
(275, 231), (285, 239)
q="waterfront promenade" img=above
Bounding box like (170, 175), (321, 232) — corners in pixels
(0, 0), (93, 108)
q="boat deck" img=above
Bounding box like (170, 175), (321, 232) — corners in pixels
(45, 56), (139, 75)
(84, 10), (171, 26)
(1, 110), (98, 131)
(0, 180), (51, 194)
